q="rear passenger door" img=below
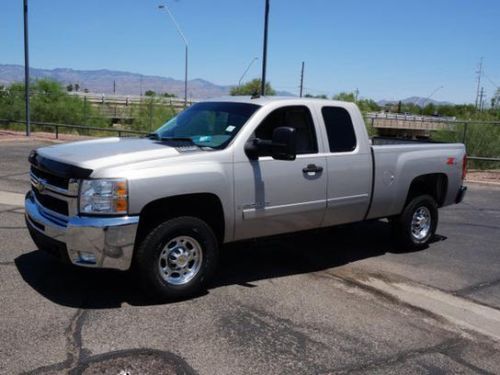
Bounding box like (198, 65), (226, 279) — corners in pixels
(233, 105), (327, 240)
(319, 106), (373, 226)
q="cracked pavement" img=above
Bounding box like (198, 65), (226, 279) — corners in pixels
(1, 140), (500, 374)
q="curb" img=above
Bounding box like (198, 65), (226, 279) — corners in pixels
(466, 180), (500, 187)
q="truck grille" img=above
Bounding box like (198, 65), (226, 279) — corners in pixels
(28, 151), (92, 218)
(33, 187), (69, 216)
(31, 166), (69, 190)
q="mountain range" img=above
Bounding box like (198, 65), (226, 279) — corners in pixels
(0, 64), (235, 99)
(0, 64), (453, 105)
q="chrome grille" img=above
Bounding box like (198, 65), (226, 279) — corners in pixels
(30, 170), (79, 218)
(31, 166), (69, 190)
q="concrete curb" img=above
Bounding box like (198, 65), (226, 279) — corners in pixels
(466, 180), (500, 187)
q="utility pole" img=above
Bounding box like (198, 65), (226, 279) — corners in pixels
(23, 0), (30, 136)
(479, 87), (485, 111)
(475, 57), (483, 109)
(355, 88), (359, 102)
(299, 61), (305, 98)
(260, 0), (270, 96)
(113, 80), (116, 95)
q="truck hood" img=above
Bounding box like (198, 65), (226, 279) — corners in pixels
(36, 137), (184, 170)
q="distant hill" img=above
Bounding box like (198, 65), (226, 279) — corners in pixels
(0, 64), (235, 99)
(0, 64), (296, 99)
(378, 97), (453, 107)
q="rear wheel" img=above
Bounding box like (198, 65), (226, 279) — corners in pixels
(135, 216), (219, 300)
(391, 195), (438, 250)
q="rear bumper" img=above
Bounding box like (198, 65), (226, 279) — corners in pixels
(455, 186), (467, 204)
(25, 191), (139, 270)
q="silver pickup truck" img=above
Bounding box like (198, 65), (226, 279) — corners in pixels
(25, 97), (467, 299)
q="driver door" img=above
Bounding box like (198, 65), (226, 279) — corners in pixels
(233, 105), (327, 240)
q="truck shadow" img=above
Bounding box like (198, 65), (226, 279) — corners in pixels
(15, 220), (446, 309)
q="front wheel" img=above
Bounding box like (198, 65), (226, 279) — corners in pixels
(135, 216), (219, 300)
(391, 195), (438, 250)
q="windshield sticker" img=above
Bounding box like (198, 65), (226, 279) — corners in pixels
(225, 125), (236, 133)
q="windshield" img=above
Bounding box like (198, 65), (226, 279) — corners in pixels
(154, 101), (260, 149)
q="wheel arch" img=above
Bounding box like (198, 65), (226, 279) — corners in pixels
(405, 173), (448, 207)
(135, 193), (225, 248)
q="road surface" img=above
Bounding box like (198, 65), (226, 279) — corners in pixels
(1, 140), (499, 374)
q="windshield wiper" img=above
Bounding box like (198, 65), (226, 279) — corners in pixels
(154, 136), (214, 150)
(159, 137), (196, 143)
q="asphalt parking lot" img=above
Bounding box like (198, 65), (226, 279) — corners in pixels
(1, 139), (500, 374)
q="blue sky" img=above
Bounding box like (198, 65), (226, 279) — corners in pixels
(1, 0), (499, 103)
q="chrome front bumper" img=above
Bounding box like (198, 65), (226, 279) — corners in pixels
(25, 191), (139, 270)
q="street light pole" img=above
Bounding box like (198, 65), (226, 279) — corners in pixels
(239, 57), (258, 86)
(421, 85), (444, 113)
(158, 4), (188, 107)
(23, 0), (30, 136)
(260, 0), (269, 96)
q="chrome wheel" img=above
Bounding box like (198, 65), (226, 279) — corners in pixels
(158, 236), (203, 285)
(411, 206), (431, 241)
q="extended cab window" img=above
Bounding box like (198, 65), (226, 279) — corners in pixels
(255, 106), (318, 154)
(322, 107), (357, 152)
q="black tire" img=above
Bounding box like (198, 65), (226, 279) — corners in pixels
(391, 194), (438, 250)
(134, 216), (219, 300)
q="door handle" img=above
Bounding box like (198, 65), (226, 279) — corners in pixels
(302, 164), (323, 174)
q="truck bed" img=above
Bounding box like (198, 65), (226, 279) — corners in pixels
(367, 139), (466, 220)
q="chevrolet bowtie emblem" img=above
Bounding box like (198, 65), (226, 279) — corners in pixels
(34, 178), (47, 193)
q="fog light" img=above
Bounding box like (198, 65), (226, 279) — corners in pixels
(77, 251), (97, 264)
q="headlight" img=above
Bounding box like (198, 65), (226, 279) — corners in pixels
(79, 179), (128, 215)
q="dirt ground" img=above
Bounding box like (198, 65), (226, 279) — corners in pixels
(467, 170), (500, 184)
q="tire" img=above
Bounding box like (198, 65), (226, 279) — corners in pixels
(134, 216), (219, 300)
(391, 194), (438, 250)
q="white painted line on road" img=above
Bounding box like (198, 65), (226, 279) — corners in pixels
(0, 191), (25, 207)
(359, 277), (500, 342)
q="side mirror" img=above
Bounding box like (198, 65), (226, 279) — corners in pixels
(271, 126), (296, 161)
(244, 126), (297, 161)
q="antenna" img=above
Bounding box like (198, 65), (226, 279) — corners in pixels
(299, 62), (305, 98)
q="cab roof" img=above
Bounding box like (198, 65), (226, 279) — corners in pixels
(202, 96), (352, 108)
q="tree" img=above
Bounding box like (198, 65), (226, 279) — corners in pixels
(304, 94), (327, 99)
(0, 79), (108, 127)
(230, 79), (276, 96)
(333, 92), (356, 102)
(162, 92), (176, 98)
(357, 98), (380, 112)
(145, 90), (156, 97)
(74, 83), (80, 92)
(66, 84), (73, 92)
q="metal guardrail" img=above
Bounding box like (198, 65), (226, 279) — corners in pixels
(366, 112), (457, 122)
(0, 119), (147, 139)
(68, 92), (196, 107)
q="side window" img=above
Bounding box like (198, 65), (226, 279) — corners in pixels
(255, 106), (318, 154)
(322, 107), (357, 152)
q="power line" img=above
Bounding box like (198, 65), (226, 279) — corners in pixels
(483, 72), (499, 90)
